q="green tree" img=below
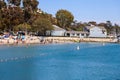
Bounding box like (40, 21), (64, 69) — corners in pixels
(98, 22), (106, 26)
(37, 12), (57, 25)
(0, 20), (3, 31)
(0, 0), (6, 9)
(32, 17), (53, 36)
(14, 23), (31, 32)
(0, 0), (40, 32)
(1, 6), (24, 31)
(7, 0), (21, 6)
(70, 22), (85, 31)
(106, 21), (112, 27)
(23, 9), (32, 23)
(56, 9), (74, 30)
(88, 21), (97, 26)
(105, 21), (113, 34)
(23, 0), (39, 24)
(23, 0), (39, 11)
(113, 24), (120, 35)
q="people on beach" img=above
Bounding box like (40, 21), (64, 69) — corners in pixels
(0, 31), (118, 45)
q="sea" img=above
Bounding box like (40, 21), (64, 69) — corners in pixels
(0, 42), (120, 80)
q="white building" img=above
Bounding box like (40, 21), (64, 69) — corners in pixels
(47, 25), (66, 36)
(85, 26), (107, 37)
(65, 31), (89, 38)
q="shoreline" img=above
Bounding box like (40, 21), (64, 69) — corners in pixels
(44, 37), (118, 43)
(0, 36), (118, 46)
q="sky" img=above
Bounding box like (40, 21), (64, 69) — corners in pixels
(38, 0), (120, 25)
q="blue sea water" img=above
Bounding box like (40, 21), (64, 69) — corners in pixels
(0, 42), (120, 80)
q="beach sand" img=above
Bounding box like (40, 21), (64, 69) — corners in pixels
(0, 36), (118, 45)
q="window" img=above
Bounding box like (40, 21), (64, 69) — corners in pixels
(81, 34), (84, 36)
(66, 33), (70, 36)
(72, 33), (75, 36)
(77, 34), (79, 36)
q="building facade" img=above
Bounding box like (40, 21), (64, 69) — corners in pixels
(65, 31), (89, 38)
(85, 26), (107, 37)
(46, 25), (66, 36)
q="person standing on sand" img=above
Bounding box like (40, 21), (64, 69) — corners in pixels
(7, 39), (9, 44)
(0, 35), (3, 43)
(21, 35), (26, 43)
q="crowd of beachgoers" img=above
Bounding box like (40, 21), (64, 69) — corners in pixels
(0, 32), (72, 45)
(0, 36), (76, 45)
(0, 32), (40, 45)
(0, 35), (37, 45)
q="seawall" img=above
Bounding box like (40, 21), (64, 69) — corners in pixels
(45, 37), (118, 43)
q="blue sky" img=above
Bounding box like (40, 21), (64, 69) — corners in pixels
(38, 0), (120, 25)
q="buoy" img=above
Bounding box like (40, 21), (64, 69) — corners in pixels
(102, 43), (105, 46)
(77, 46), (80, 50)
